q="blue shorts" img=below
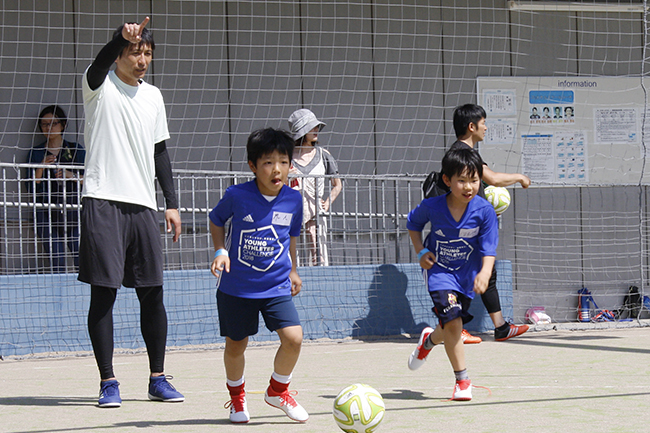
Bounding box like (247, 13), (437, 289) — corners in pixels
(216, 290), (301, 341)
(429, 290), (474, 327)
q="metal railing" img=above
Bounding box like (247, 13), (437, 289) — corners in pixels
(0, 163), (427, 274)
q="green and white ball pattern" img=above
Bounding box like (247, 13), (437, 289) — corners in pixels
(333, 383), (385, 433)
(484, 185), (511, 215)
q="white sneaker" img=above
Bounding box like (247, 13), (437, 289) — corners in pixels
(408, 327), (434, 370)
(452, 379), (472, 401)
(225, 394), (250, 423)
(264, 387), (309, 422)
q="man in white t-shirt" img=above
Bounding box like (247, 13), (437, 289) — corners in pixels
(79, 17), (184, 408)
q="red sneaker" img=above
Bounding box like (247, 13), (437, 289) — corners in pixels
(408, 327), (434, 370)
(452, 379), (472, 401)
(264, 387), (309, 422)
(225, 393), (249, 423)
(461, 329), (482, 344)
(495, 323), (529, 341)
(225, 383), (249, 423)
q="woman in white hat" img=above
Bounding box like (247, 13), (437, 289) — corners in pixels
(288, 109), (342, 266)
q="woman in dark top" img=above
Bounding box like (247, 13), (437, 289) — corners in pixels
(27, 105), (85, 273)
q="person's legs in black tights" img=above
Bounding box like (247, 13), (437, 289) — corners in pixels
(136, 286), (167, 375)
(88, 285), (118, 380)
(481, 267), (502, 316)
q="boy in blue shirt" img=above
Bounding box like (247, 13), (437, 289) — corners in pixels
(407, 147), (498, 401)
(209, 128), (308, 424)
(433, 104), (530, 343)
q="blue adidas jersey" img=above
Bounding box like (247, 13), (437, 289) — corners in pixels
(407, 194), (498, 298)
(209, 180), (303, 298)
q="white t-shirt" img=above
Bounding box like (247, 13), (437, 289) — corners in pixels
(290, 146), (339, 222)
(82, 68), (170, 210)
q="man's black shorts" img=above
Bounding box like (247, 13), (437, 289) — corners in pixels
(78, 197), (163, 288)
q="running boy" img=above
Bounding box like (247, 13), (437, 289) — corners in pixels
(435, 104), (530, 343)
(209, 128), (308, 424)
(407, 147), (498, 401)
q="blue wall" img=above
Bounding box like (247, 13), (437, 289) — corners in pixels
(0, 261), (512, 357)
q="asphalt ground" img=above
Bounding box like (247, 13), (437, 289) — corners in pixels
(1, 325), (649, 433)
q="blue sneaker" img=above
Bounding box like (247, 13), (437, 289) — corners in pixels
(148, 375), (185, 402)
(98, 380), (121, 408)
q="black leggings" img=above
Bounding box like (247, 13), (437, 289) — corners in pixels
(88, 285), (168, 380)
(481, 266), (501, 315)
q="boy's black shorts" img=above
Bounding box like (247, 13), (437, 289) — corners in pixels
(78, 197), (163, 289)
(429, 289), (474, 327)
(217, 290), (301, 341)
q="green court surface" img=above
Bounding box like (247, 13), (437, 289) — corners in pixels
(1, 326), (649, 433)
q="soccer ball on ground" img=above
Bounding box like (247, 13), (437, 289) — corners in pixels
(484, 185), (511, 215)
(333, 383), (385, 433)
(525, 306), (552, 324)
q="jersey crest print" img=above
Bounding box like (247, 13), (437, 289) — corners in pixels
(238, 225), (285, 272)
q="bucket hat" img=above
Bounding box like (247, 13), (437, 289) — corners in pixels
(288, 109), (326, 141)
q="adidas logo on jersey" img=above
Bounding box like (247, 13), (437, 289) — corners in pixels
(243, 214), (254, 223)
(435, 229), (445, 237)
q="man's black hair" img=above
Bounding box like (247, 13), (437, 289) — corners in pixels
(441, 147), (483, 180)
(453, 103), (486, 138)
(113, 24), (155, 53)
(247, 128), (294, 165)
(38, 105), (67, 132)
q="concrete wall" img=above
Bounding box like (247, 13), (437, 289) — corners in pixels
(0, 1), (645, 173)
(0, 2), (647, 327)
(0, 261), (513, 357)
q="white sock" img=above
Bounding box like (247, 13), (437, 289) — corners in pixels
(227, 376), (245, 387)
(271, 372), (292, 384)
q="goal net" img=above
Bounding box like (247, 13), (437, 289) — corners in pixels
(1, 1), (649, 357)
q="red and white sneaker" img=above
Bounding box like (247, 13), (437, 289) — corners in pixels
(408, 327), (434, 370)
(452, 379), (472, 401)
(264, 387), (309, 422)
(495, 323), (529, 341)
(225, 393), (249, 423)
(461, 329), (482, 344)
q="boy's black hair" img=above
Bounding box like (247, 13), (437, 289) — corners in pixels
(453, 103), (487, 138)
(38, 105), (67, 132)
(113, 24), (155, 54)
(441, 147), (483, 180)
(246, 128), (294, 165)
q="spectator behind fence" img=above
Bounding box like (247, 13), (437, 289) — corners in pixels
(288, 109), (342, 266)
(26, 105), (85, 273)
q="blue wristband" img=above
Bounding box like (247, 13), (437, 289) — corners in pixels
(417, 248), (430, 261)
(214, 249), (228, 259)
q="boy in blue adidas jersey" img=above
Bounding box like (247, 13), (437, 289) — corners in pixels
(406, 147), (498, 401)
(209, 128), (308, 424)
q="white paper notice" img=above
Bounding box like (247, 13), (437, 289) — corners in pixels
(482, 90), (517, 116)
(522, 134), (554, 183)
(522, 131), (588, 184)
(594, 108), (638, 144)
(485, 119), (517, 145)
(554, 131), (588, 183)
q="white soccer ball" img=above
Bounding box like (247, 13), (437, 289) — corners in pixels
(333, 383), (385, 433)
(484, 185), (511, 215)
(525, 307), (552, 324)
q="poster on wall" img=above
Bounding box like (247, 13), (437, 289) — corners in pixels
(477, 77), (644, 186)
(593, 107), (639, 144)
(483, 89), (517, 116)
(527, 90), (575, 127)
